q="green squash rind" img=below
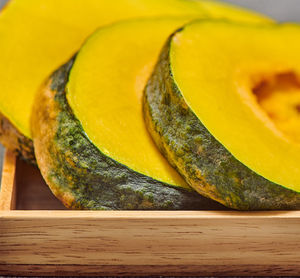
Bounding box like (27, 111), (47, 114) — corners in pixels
(31, 57), (224, 210)
(143, 34), (300, 210)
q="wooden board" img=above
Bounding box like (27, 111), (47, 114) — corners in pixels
(0, 150), (300, 276)
(0, 149), (16, 210)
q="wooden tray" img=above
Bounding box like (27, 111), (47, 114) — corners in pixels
(0, 150), (299, 276)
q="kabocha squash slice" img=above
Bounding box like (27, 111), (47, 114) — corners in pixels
(31, 18), (226, 210)
(144, 20), (300, 210)
(0, 0), (270, 162)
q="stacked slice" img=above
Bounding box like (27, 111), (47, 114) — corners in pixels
(144, 20), (300, 209)
(31, 18), (226, 210)
(0, 0), (270, 163)
(3, 1), (299, 210)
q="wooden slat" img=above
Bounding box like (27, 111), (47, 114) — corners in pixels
(0, 150), (16, 210)
(0, 263), (299, 276)
(0, 210), (299, 276)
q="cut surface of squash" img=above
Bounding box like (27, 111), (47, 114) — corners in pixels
(170, 21), (300, 192)
(31, 58), (225, 210)
(0, 0), (270, 141)
(67, 18), (195, 187)
(0, 0), (203, 139)
(253, 72), (300, 143)
(143, 20), (300, 209)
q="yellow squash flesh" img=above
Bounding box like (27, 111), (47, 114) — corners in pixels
(67, 18), (197, 188)
(0, 0), (202, 139)
(171, 21), (300, 192)
(0, 0), (270, 140)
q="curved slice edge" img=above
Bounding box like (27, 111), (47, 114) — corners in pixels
(143, 36), (300, 210)
(31, 58), (224, 210)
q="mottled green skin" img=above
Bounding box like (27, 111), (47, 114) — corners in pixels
(32, 57), (224, 210)
(143, 37), (300, 210)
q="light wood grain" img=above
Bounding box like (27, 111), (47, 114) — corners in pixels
(0, 210), (300, 275)
(1, 263), (299, 276)
(0, 149), (16, 210)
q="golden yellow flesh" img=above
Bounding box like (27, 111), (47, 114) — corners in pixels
(0, 0), (207, 139)
(171, 21), (300, 192)
(253, 72), (300, 143)
(0, 0), (270, 139)
(67, 18), (198, 187)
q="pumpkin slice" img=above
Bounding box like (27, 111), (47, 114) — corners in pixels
(0, 0), (270, 162)
(31, 18), (226, 210)
(144, 20), (300, 210)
